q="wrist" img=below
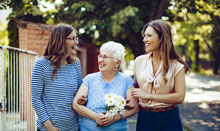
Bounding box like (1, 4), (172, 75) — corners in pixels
(147, 93), (152, 100)
(43, 120), (53, 129)
(119, 111), (124, 120)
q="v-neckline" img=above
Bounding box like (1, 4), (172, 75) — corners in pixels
(150, 57), (163, 78)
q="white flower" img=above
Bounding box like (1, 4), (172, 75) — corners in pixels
(102, 93), (125, 119)
(116, 96), (125, 110)
(105, 98), (115, 106)
(104, 93), (116, 101)
(104, 93), (117, 106)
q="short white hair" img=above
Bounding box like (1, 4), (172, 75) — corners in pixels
(100, 41), (125, 62)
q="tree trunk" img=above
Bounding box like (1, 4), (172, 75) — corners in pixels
(213, 43), (220, 74)
(213, 56), (219, 74)
(184, 44), (192, 68)
(155, 0), (168, 19)
(194, 40), (200, 72)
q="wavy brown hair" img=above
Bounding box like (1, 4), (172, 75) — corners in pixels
(43, 23), (77, 80)
(141, 19), (188, 83)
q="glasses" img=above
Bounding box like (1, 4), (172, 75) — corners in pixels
(98, 54), (117, 60)
(66, 37), (79, 42)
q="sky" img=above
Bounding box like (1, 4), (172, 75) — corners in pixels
(0, 8), (12, 27)
(0, 0), (62, 28)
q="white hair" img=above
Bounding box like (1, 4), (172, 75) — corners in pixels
(100, 41), (125, 62)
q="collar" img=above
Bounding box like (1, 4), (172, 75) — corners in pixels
(147, 52), (153, 59)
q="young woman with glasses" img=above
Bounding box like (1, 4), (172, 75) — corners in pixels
(31, 23), (82, 131)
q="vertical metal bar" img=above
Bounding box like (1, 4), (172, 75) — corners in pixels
(13, 51), (15, 129)
(19, 53), (23, 130)
(1, 47), (6, 131)
(6, 50), (9, 130)
(10, 51), (13, 129)
(12, 51), (14, 129)
(15, 51), (20, 129)
(28, 54), (30, 130)
(23, 53), (27, 131)
(26, 54), (30, 130)
(31, 55), (35, 130)
(18, 53), (21, 130)
(29, 55), (33, 129)
(12, 51), (14, 130)
(8, 50), (12, 128)
(23, 55), (27, 128)
(21, 53), (24, 129)
(29, 55), (32, 130)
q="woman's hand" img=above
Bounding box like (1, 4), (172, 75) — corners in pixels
(45, 126), (60, 131)
(132, 88), (150, 100)
(94, 113), (105, 126)
(124, 99), (134, 109)
(102, 113), (121, 126)
(43, 120), (60, 131)
(77, 95), (87, 105)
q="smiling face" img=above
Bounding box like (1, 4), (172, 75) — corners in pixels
(143, 26), (161, 53)
(65, 30), (79, 57)
(98, 49), (119, 72)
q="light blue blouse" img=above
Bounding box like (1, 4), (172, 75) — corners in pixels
(80, 72), (134, 131)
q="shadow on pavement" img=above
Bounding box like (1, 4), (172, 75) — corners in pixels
(179, 102), (220, 131)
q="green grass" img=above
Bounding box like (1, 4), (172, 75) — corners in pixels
(183, 124), (192, 131)
(128, 120), (137, 124)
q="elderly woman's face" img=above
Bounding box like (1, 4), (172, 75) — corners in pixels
(98, 49), (118, 72)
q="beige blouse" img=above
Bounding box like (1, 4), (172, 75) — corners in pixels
(134, 53), (184, 108)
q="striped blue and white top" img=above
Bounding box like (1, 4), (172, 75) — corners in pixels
(31, 57), (82, 131)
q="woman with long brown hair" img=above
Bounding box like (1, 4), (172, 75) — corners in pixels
(31, 23), (82, 131)
(132, 19), (188, 131)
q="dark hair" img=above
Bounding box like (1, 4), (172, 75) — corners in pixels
(142, 19), (188, 83)
(43, 23), (76, 80)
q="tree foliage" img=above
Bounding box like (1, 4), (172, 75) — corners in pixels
(0, 23), (9, 46)
(4, 0), (48, 47)
(168, 0), (220, 74)
(52, 0), (169, 57)
(3, 0), (220, 74)
(3, 0), (169, 57)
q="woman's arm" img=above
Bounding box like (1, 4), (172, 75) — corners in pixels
(122, 86), (139, 118)
(133, 58), (139, 89)
(31, 59), (51, 123)
(72, 83), (106, 125)
(132, 68), (186, 104)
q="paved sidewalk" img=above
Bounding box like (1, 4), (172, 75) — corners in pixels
(128, 73), (220, 131)
(179, 101), (220, 131)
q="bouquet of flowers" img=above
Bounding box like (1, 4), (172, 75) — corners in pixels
(97, 93), (126, 128)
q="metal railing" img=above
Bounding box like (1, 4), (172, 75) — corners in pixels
(0, 45), (38, 131)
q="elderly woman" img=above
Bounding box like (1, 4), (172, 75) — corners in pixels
(73, 41), (138, 131)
